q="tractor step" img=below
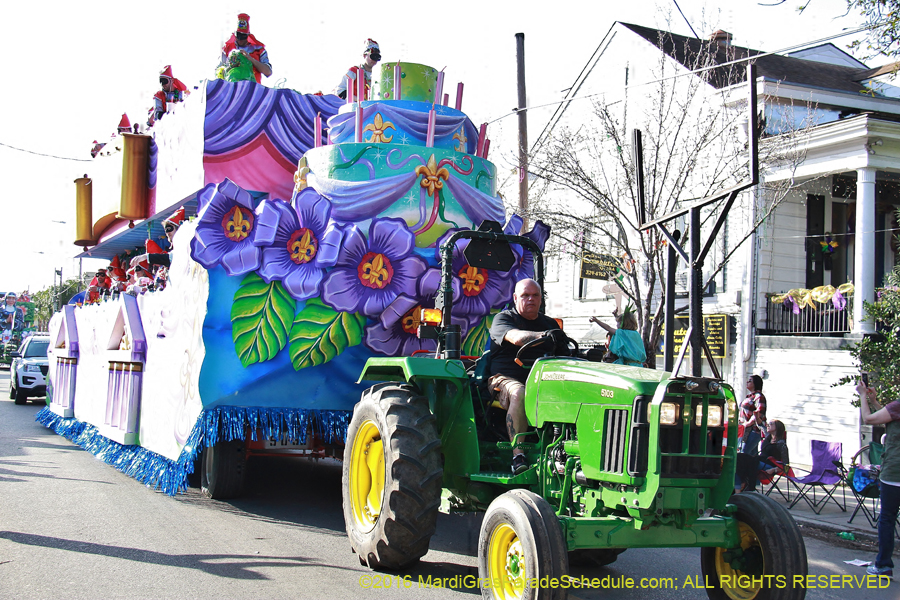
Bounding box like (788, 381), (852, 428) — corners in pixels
(469, 468), (538, 485)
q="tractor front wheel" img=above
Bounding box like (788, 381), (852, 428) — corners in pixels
(478, 489), (569, 600)
(342, 383), (443, 570)
(701, 492), (808, 600)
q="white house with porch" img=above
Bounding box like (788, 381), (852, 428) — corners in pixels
(528, 21), (900, 466)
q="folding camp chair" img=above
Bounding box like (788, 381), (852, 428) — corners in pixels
(760, 460), (795, 503)
(845, 442), (884, 528)
(786, 440), (846, 515)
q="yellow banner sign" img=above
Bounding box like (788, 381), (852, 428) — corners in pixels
(657, 314), (729, 359)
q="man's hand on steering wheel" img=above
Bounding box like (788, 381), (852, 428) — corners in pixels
(514, 329), (578, 367)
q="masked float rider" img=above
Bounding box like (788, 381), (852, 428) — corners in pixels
(333, 39), (381, 100)
(130, 208), (186, 272)
(217, 13), (272, 84)
(150, 65), (188, 124)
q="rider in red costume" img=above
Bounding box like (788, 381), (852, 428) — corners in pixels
(218, 13), (272, 84)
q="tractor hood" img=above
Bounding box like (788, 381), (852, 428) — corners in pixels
(525, 359), (669, 427)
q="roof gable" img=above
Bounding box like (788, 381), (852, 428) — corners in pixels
(619, 22), (885, 96)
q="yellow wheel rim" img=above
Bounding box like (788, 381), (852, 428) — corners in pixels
(488, 523), (526, 600)
(714, 522), (765, 600)
(348, 420), (385, 533)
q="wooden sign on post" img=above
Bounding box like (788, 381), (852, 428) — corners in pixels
(580, 251), (619, 280)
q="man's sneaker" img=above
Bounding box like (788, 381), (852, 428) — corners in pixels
(511, 454), (528, 475)
(866, 564), (893, 579)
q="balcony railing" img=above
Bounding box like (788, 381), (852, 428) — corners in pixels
(764, 290), (854, 335)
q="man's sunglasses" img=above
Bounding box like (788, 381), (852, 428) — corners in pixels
(236, 32), (249, 41)
(160, 77), (171, 85)
(164, 224), (177, 233)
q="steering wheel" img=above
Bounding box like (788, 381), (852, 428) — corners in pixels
(514, 332), (579, 368)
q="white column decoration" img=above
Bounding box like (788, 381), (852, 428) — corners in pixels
(853, 167), (876, 334)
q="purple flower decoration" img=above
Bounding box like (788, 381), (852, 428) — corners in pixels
(321, 217), (427, 317)
(190, 178), (262, 276)
(435, 228), (515, 320)
(256, 188), (343, 300)
(364, 269), (467, 356)
(503, 215), (551, 282)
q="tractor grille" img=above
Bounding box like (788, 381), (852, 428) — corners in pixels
(659, 396), (725, 478)
(627, 396), (651, 477)
(602, 409), (628, 474)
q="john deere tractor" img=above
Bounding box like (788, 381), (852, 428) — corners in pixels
(341, 222), (807, 600)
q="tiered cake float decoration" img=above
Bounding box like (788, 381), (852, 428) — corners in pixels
(190, 63), (549, 376)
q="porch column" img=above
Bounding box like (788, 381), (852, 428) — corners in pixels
(853, 167), (876, 334)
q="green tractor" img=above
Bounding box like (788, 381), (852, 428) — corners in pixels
(341, 223), (808, 600)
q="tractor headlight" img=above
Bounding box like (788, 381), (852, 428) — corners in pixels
(659, 402), (679, 425)
(695, 405), (723, 427)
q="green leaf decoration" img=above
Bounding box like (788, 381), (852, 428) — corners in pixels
(462, 312), (496, 357)
(289, 298), (366, 370)
(231, 273), (296, 367)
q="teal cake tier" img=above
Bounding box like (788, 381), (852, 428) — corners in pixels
(303, 143), (501, 248)
(329, 100), (478, 154)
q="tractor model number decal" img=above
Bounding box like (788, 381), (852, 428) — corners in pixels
(600, 388), (614, 398)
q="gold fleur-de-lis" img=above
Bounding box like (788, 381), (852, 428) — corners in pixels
(452, 127), (467, 152)
(363, 113), (395, 143)
(289, 228), (318, 265)
(358, 252), (393, 289)
(223, 206), (253, 242)
(294, 156), (310, 192)
(414, 154), (450, 197)
(458, 265), (488, 296)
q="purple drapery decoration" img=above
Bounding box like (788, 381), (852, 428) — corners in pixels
(327, 103), (478, 152)
(785, 296), (801, 315)
(443, 175), (505, 225)
(308, 172), (420, 221)
(204, 80), (343, 163)
(832, 291), (846, 311)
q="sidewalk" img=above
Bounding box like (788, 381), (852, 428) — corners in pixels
(757, 482), (899, 554)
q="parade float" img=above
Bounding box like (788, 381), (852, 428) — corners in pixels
(37, 59), (547, 498)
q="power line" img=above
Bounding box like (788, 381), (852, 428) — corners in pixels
(489, 23), (878, 127)
(672, 0), (700, 39)
(0, 141), (92, 162)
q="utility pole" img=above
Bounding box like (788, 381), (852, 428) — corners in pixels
(515, 32), (528, 232)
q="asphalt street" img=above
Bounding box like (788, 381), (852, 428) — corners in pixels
(0, 369), (895, 600)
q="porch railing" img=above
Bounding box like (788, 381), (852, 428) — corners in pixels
(764, 291), (854, 335)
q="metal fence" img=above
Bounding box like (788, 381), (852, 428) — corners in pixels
(764, 292), (854, 335)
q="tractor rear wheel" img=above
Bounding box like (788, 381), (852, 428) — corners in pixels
(478, 489), (569, 600)
(701, 492), (807, 600)
(200, 438), (247, 499)
(342, 382), (443, 570)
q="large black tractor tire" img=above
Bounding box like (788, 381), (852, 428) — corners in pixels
(567, 548), (626, 567)
(200, 438), (247, 499)
(478, 489), (569, 600)
(342, 382), (443, 570)
(701, 492), (808, 600)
